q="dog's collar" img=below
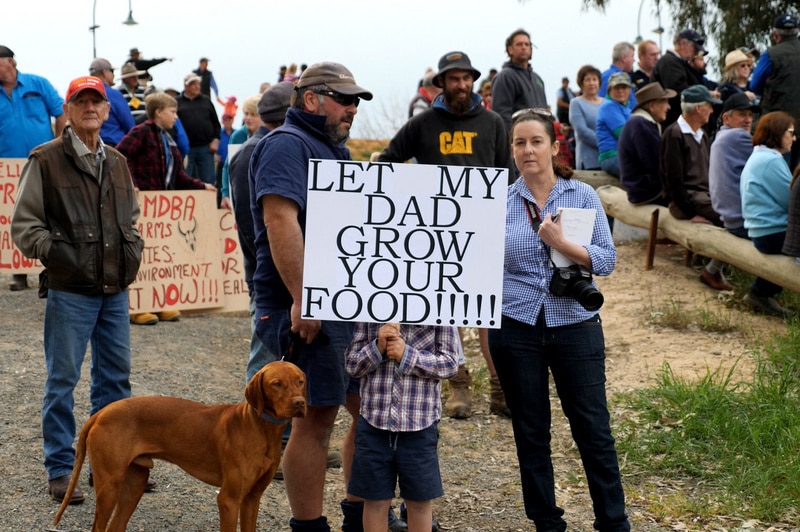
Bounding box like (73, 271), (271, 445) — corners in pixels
(253, 407), (291, 425)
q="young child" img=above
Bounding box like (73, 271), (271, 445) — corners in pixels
(345, 322), (459, 532)
(116, 92), (214, 326)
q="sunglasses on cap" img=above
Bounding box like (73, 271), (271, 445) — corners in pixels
(313, 89), (360, 107)
(511, 107), (553, 121)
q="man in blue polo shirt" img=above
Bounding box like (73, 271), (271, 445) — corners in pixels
(0, 45), (65, 291)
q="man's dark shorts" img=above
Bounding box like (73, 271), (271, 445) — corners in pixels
(255, 308), (356, 406)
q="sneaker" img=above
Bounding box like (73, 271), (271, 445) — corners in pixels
(156, 310), (181, 322)
(743, 292), (790, 318)
(48, 475), (84, 505)
(130, 312), (159, 325)
(700, 269), (734, 291)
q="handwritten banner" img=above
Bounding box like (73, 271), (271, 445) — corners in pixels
(302, 160), (507, 327)
(0, 159), (249, 313)
(216, 208), (250, 312)
(0, 158), (42, 273)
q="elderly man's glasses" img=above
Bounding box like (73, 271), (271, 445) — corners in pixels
(511, 107), (553, 121)
(313, 90), (360, 107)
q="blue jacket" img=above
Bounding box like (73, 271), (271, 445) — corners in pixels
(741, 146), (791, 238)
(101, 81), (135, 146)
(596, 98), (631, 161)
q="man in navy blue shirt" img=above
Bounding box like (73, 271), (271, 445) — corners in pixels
(249, 62), (373, 532)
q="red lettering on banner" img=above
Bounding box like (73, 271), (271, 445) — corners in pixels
(142, 193), (196, 221)
(224, 237), (237, 254)
(2, 182), (16, 205)
(0, 161), (22, 179)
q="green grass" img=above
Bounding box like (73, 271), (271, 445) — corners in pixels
(615, 322), (800, 523)
(646, 297), (738, 333)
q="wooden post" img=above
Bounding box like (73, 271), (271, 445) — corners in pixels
(645, 209), (659, 270)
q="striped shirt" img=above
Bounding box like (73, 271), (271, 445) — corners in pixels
(502, 176), (616, 327)
(346, 324), (459, 432)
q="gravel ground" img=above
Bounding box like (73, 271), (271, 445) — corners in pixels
(0, 241), (791, 531)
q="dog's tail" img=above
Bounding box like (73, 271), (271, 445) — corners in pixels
(51, 416), (93, 527)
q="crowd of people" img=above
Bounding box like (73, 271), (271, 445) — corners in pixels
(563, 15), (800, 318)
(2, 12), (800, 532)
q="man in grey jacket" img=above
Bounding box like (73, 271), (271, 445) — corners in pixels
(491, 28), (548, 131)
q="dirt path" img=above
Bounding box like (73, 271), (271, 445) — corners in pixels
(0, 241), (789, 531)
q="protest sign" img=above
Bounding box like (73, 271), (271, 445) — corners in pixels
(129, 190), (247, 313)
(0, 158), (42, 273)
(216, 207), (249, 312)
(303, 160), (507, 327)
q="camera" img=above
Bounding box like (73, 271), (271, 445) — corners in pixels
(549, 265), (604, 311)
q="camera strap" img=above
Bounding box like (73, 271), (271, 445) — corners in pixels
(523, 198), (542, 232)
(523, 198), (557, 269)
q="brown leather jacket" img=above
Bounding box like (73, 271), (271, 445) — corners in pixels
(23, 129), (143, 295)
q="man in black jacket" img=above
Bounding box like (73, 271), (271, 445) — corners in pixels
(379, 51), (515, 420)
(653, 29), (707, 126)
(491, 28), (548, 131)
(177, 72), (220, 185)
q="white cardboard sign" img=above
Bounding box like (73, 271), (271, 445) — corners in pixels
(302, 159), (507, 327)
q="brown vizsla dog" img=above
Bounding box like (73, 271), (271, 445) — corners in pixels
(51, 360), (306, 532)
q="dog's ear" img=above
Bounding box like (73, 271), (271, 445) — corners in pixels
(245, 367), (270, 415)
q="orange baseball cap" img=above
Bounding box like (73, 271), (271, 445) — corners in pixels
(65, 76), (107, 103)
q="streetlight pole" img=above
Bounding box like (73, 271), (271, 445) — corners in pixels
(90, 0), (138, 59)
(90, 0), (99, 58)
(635, 0), (665, 48)
(635, 0), (645, 43)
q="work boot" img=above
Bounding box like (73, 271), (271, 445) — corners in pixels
(48, 474), (84, 504)
(489, 375), (511, 418)
(156, 310), (181, 322)
(445, 364), (472, 419)
(340, 499), (364, 532)
(130, 312), (158, 325)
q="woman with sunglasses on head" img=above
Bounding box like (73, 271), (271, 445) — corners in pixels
(488, 109), (630, 532)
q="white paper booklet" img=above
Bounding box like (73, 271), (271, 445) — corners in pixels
(550, 208), (596, 267)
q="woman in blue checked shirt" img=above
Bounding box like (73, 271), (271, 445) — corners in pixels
(488, 109), (630, 532)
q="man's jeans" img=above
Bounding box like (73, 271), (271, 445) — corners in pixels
(488, 314), (629, 532)
(43, 289), (132, 480)
(186, 145), (216, 185)
(246, 295), (277, 383)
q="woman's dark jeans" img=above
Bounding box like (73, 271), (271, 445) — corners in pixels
(751, 231), (786, 298)
(488, 314), (629, 532)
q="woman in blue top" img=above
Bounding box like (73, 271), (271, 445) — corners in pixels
(569, 65), (603, 170)
(488, 109), (629, 532)
(740, 111), (795, 317)
(596, 72), (633, 177)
